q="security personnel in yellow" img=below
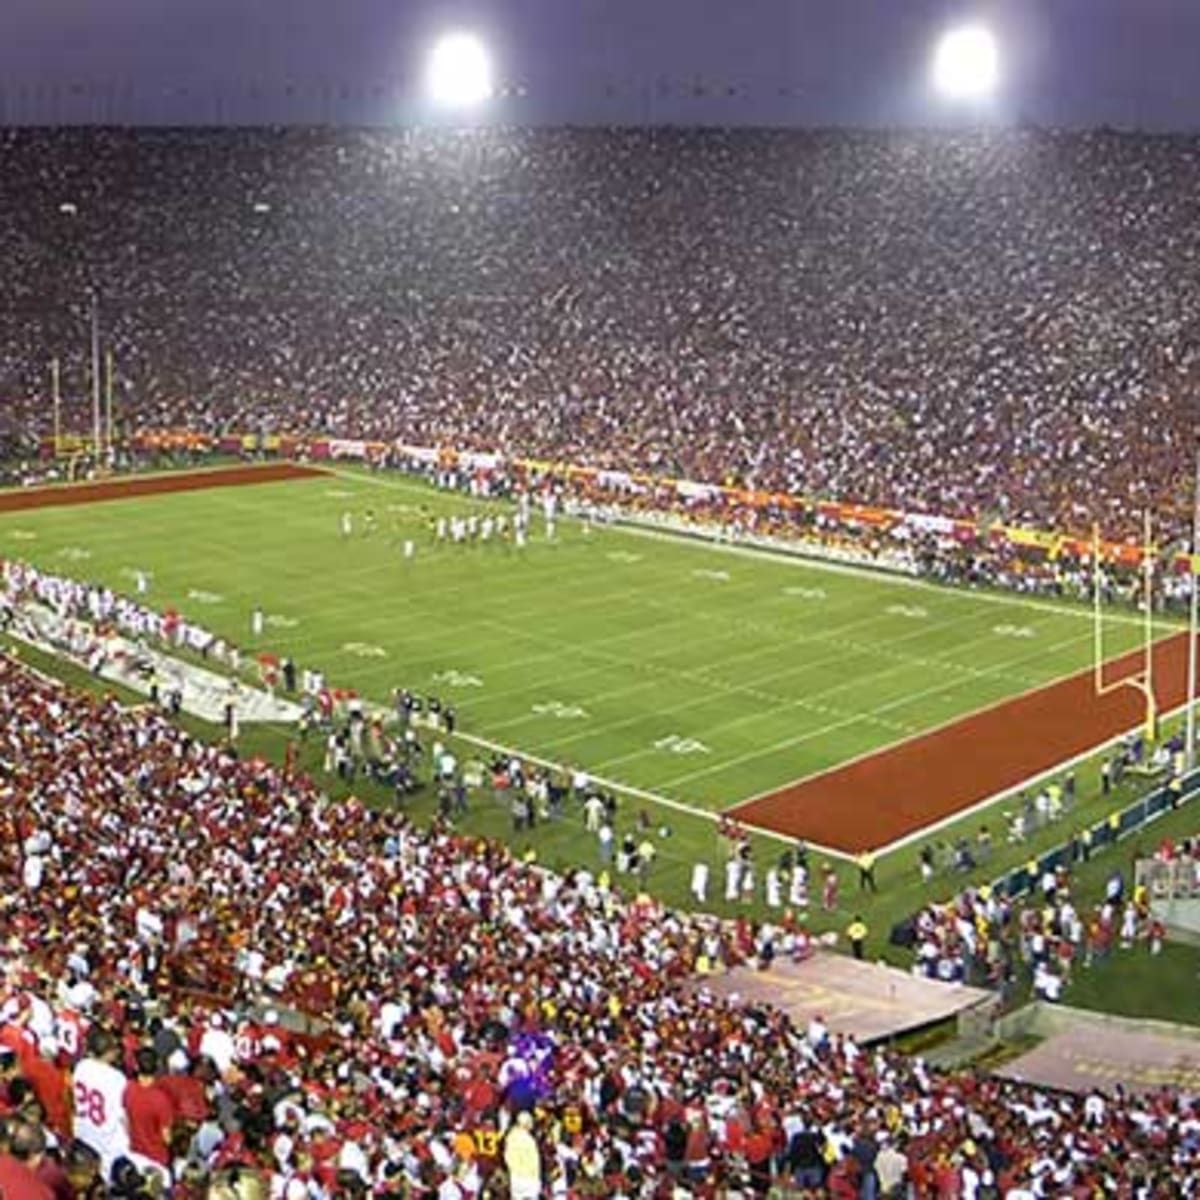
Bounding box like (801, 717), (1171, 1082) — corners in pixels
(847, 914), (868, 960)
(857, 849), (877, 893)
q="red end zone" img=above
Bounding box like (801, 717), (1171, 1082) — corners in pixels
(0, 462), (327, 513)
(728, 632), (1193, 854)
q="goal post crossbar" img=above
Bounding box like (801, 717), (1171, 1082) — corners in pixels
(1092, 514), (1159, 740)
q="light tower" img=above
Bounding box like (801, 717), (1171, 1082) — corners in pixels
(425, 32), (493, 109)
(931, 24), (1000, 102)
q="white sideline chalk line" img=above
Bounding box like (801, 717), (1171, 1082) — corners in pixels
(446, 724), (847, 858)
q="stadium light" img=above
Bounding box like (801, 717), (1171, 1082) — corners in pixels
(932, 24), (999, 100)
(426, 31), (493, 108)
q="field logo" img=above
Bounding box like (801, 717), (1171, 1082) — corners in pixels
(692, 569), (731, 583)
(56, 546), (92, 562)
(993, 623), (1036, 639)
(265, 614), (299, 629)
(885, 603), (927, 619)
(8, 530), (37, 542)
(654, 734), (711, 755)
(186, 588), (223, 604)
(342, 642), (388, 659)
(432, 669), (483, 688)
(606, 551), (643, 565)
(531, 701), (589, 720)
(783, 585), (826, 600)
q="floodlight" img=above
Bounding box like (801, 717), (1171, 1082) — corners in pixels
(932, 24), (999, 100)
(426, 32), (493, 108)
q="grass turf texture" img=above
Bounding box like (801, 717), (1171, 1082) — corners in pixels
(3, 466), (1198, 1023)
(0, 468), (1156, 816)
(4, 463), (1195, 1017)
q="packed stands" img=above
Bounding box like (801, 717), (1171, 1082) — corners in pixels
(2, 655), (1200, 1195)
(2, 128), (1199, 541)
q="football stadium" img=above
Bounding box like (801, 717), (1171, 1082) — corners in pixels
(2, 1), (1200, 1196)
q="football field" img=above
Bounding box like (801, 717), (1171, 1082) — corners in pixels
(0, 464), (1160, 851)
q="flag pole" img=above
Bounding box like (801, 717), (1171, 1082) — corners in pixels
(89, 287), (102, 459)
(1144, 508), (1154, 693)
(50, 358), (61, 456)
(104, 348), (115, 457)
(1187, 450), (1200, 768)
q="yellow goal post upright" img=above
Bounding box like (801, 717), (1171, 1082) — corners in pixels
(1092, 509), (1158, 743)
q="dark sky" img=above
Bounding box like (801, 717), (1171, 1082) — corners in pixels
(2, 0), (1199, 129)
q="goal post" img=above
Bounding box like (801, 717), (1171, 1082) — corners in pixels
(1092, 511), (1158, 742)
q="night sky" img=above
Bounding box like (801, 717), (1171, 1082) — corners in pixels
(1, 0), (1199, 129)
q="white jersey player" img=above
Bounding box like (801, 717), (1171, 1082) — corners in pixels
(72, 1030), (131, 1180)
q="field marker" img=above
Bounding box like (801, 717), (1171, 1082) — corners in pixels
(432, 669), (484, 688)
(56, 546), (92, 562)
(531, 701), (589, 720)
(691, 568), (731, 582)
(186, 588), (223, 604)
(9, 530), (36, 541)
(265, 614), (299, 628)
(654, 734), (712, 755)
(885, 603), (928, 619)
(341, 641), (388, 659)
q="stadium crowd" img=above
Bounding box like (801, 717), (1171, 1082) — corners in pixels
(0, 655), (1198, 1197)
(2, 128), (1200, 542)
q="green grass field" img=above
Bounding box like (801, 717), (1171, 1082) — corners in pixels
(0, 467), (1152, 828)
(3, 465), (1196, 1022)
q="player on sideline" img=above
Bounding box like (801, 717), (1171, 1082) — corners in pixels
(340, 510), (353, 539)
(251, 606), (264, 638)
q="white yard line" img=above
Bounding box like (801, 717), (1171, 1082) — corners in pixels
(723, 628), (1186, 815)
(447, 725), (844, 855)
(611, 521), (1177, 631)
(336, 466), (1177, 635)
(478, 597), (1000, 742)
(653, 628), (1098, 792)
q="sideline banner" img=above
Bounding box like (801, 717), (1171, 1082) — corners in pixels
(125, 426), (1171, 570)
